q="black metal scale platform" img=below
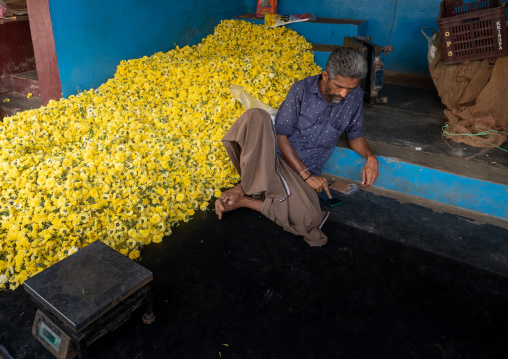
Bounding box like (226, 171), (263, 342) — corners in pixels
(23, 241), (154, 359)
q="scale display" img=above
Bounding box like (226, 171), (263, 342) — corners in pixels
(32, 310), (74, 359)
(40, 322), (60, 351)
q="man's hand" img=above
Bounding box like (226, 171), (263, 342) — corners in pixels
(277, 134), (332, 197)
(362, 155), (379, 187)
(348, 137), (379, 187)
(305, 175), (332, 198)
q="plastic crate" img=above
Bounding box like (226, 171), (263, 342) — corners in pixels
(438, 0), (508, 64)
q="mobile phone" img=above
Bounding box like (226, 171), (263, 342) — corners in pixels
(317, 190), (343, 207)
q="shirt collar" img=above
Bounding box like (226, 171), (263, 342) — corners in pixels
(310, 74), (331, 104)
(309, 74), (322, 95)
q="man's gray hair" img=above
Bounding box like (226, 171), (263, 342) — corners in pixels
(324, 47), (368, 80)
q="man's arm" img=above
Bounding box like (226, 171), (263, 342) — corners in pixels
(277, 134), (332, 198)
(347, 136), (379, 187)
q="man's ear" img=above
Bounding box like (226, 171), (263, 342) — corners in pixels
(322, 71), (329, 82)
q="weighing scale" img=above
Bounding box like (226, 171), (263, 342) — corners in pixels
(23, 240), (154, 359)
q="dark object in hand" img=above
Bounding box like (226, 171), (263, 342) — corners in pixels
(318, 190), (343, 207)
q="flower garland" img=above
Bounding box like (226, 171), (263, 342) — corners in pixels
(0, 19), (320, 290)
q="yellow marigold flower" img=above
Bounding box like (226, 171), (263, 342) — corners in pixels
(128, 249), (140, 260)
(0, 19), (320, 289)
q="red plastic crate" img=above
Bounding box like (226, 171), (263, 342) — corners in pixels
(438, 0), (508, 64)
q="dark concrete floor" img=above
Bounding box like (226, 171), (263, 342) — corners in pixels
(1, 192), (508, 359)
(0, 91), (41, 121)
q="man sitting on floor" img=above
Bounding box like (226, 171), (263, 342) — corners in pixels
(215, 47), (379, 246)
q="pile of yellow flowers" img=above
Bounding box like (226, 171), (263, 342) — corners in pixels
(0, 19), (320, 290)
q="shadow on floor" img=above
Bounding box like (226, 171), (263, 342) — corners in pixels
(1, 196), (508, 358)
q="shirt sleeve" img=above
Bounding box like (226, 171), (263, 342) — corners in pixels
(345, 91), (365, 139)
(274, 83), (302, 137)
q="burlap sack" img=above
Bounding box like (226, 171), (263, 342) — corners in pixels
(430, 52), (508, 148)
(429, 51), (482, 110)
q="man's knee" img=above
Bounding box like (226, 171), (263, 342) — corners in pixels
(242, 108), (271, 122)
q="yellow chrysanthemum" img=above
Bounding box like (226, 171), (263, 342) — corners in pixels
(0, 19), (320, 289)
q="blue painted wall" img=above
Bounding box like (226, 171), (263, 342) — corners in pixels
(50, 0), (501, 95)
(248, 0), (444, 76)
(48, 0), (247, 97)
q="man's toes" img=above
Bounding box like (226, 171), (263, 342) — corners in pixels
(215, 199), (224, 219)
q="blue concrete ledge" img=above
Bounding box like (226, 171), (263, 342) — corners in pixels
(323, 147), (508, 221)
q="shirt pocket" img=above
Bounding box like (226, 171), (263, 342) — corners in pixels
(315, 124), (340, 149)
(295, 114), (319, 132)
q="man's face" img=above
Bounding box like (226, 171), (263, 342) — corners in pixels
(322, 71), (360, 103)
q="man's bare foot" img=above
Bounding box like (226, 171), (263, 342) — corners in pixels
(221, 184), (245, 206)
(215, 197), (242, 220)
(215, 194), (264, 220)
